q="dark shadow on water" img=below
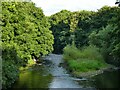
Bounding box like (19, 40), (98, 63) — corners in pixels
(92, 69), (120, 89)
(77, 69), (120, 89)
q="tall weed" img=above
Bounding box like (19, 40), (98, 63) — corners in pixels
(63, 45), (104, 62)
(63, 45), (107, 73)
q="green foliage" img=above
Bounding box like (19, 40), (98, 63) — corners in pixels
(2, 61), (19, 88)
(2, 2), (120, 88)
(89, 24), (120, 66)
(49, 10), (71, 53)
(63, 45), (104, 61)
(68, 60), (106, 72)
(2, 2), (54, 88)
(90, 6), (119, 29)
(109, 8), (120, 66)
(82, 46), (104, 61)
(63, 45), (106, 73)
(63, 45), (81, 61)
(50, 6), (120, 66)
(49, 10), (94, 53)
(2, 46), (20, 89)
(74, 28), (88, 48)
(2, 2), (54, 60)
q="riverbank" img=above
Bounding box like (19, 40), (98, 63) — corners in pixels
(70, 65), (116, 78)
(19, 57), (43, 71)
(63, 45), (117, 79)
(62, 59), (119, 79)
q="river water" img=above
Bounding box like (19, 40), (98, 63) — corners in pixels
(11, 54), (120, 89)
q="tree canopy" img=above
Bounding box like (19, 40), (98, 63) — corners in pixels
(2, 2), (54, 88)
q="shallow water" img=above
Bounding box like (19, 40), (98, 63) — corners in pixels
(10, 54), (120, 89)
(45, 54), (82, 88)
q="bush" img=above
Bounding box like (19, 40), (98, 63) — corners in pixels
(68, 59), (106, 72)
(2, 61), (19, 89)
(63, 45), (107, 73)
(82, 45), (104, 61)
(63, 45), (82, 61)
(63, 45), (104, 61)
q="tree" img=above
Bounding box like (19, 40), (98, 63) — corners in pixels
(49, 10), (71, 53)
(2, 2), (54, 88)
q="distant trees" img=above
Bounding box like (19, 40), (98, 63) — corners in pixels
(49, 10), (71, 53)
(49, 6), (120, 66)
(2, 2), (54, 88)
(49, 10), (93, 53)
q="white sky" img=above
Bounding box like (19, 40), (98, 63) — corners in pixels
(31, 0), (116, 16)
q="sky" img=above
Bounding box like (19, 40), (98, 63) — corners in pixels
(31, 0), (116, 16)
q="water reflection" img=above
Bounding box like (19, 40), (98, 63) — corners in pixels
(78, 69), (120, 89)
(11, 65), (52, 89)
(92, 69), (120, 89)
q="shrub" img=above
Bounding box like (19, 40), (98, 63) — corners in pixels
(63, 45), (82, 61)
(63, 45), (104, 61)
(2, 61), (19, 89)
(81, 45), (104, 61)
(68, 59), (106, 72)
(63, 45), (107, 73)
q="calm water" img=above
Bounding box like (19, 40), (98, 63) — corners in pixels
(92, 69), (120, 89)
(11, 65), (53, 89)
(78, 69), (120, 89)
(10, 54), (120, 89)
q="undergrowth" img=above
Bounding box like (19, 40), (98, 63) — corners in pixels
(63, 45), (108, 73)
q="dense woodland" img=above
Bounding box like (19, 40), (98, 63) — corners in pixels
(1, 1), (120, 89)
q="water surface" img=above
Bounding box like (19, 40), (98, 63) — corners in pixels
(12, 65), (52, 89)
(11, 54), (120, 89)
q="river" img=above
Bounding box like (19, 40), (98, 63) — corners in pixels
(10, 54), (120, 89)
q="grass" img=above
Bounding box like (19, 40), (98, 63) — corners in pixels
(63, 45), (108, 75)
(68, 59), (107, 72)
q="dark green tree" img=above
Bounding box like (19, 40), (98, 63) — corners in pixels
(49, 10), (71, 53)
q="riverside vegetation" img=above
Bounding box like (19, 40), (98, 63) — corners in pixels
(1, 1), (120, 89)
(63, 45), (110, 77)
(49, 6), (120, 77)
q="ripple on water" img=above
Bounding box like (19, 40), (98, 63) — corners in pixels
(45, 54), (83, 88)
